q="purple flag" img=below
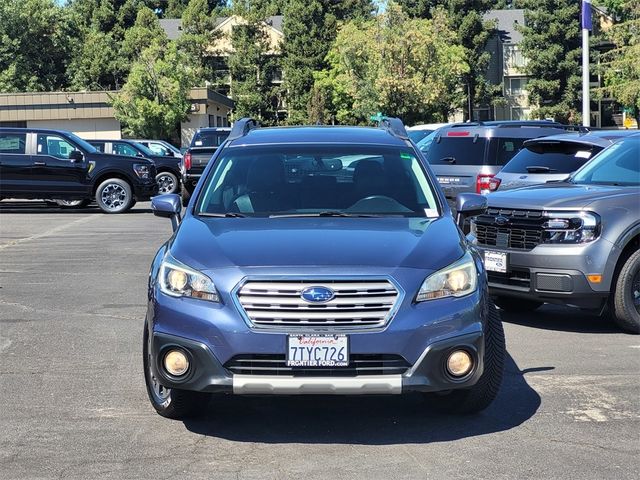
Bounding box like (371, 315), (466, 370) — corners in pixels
(582, 0), (592, 31)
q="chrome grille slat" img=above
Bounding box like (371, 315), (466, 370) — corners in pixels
(236, 279), (399, 329)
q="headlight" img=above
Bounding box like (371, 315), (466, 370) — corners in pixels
(416, 252), (477, 302)
(159, 253), (219, 302)
(542, 211), (600, 244)
(133, 163), (151, 179)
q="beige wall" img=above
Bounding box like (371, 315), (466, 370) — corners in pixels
(209, 16), (283, 56)
(27, 119), (121, 139)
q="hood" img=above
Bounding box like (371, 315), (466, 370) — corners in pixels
(487, 182), (635, 210)
(170, 216), (465, 272)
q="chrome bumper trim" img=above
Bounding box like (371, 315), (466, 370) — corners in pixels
(232, 375), (402, 395)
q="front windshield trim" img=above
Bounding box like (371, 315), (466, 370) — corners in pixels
(66, 132), (97, 153)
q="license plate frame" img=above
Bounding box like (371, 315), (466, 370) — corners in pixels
(286, 334), (349, 368)
(484, 250), (508, 273)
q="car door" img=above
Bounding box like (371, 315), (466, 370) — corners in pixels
(33, 133), (90, 196)
(0, 131), (30, 195)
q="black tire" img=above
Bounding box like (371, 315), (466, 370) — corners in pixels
(54, 199), (90, 208)
(181, 183), (192, 207)
(494, 296), (542, 312)
(611, 249), (640, 334)
(143, 323), (207, 419)
(425, 301), (505, 414)
(156, 171), (180, 195)
(95, 178), (133, 214)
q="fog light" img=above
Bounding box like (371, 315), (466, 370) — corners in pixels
(446, 350), (473, 377)
(164, 349), (189, 376)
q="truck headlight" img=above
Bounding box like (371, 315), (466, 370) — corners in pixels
(159, 253), (219, 302)
(416, 252), (477, 302)
(133, 163), (151, 179)
(542, 211), (600, 244)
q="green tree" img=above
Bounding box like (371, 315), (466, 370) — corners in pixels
(121, 6), (168, 59)
(599, 0), (640, 125)
(112, 41), (195, 141)
(313, 3), (468, 125)
(517, 0), (582, 122)
(395, 0), (495, 120)
(226, 2), (280, 123)
(0, 0), (74, 92)
(281, 0), (374, 124)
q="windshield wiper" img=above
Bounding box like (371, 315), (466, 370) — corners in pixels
(525, 165), (557, 173)
(198, 212), (246, 218)
(270, 211), (383, 218)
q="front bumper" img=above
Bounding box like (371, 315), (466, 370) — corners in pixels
(133, 181), (158, 200)
(150, 330), (484, 395)
(476, 240), (615, 309)
(147, 265), (488, 395)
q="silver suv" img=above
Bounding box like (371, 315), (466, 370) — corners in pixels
(422, 121), (575, 208)
(470, 134), (640, 333)
(494, 130), (639, 191)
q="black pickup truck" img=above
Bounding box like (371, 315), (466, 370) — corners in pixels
(0, 128), (157, 213)
(181, 127), (230, 205)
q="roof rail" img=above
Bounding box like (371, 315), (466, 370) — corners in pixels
(377, 116), (409, 140)
(227, 118), (259, 141)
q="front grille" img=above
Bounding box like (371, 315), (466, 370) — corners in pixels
(225, 354), (410, 376)
(488, 269), (531, 289)
(473, 208), (545, 251)
(236, 279), (400, 329)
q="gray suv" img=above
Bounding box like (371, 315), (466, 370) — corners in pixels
(423, 121), (575, 207)
(470, 134), (640, 333)
(494, 130), (639, 191)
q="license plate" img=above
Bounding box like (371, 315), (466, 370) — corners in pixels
(484, 250), (507, 273)
(286, 334), (349, 367)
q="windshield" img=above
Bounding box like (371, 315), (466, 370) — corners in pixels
(196, 145), (440, 217)
(192, 130), (230, 148)
(67, 132), (97, 153)
(501, 142), (601, 174)
(571, 138), (640, 186)
(415, 130), (439, 154)
(408, 130), (433, 143)
(425, 136), (488, 165)
(131, 141), (156, 157)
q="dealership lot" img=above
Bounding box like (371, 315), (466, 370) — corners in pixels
(0, 201), (638, 480)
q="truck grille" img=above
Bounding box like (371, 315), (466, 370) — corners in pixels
(225, 354), (410, 376)
(472, 208), (545, 251)
(236, 279), (400, 329)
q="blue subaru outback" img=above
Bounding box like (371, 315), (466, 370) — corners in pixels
(144, 118), (505, 419)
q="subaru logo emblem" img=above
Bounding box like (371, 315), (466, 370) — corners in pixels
(301, 286), (335, 303)
(495, 216), (509, 226)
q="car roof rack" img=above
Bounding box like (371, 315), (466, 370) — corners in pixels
(227, 118), (259, 141)
(377, 116), (409, 140)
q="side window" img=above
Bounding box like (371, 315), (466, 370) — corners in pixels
(90, 142), (105, 152)
(113, 142), (139, 157)
(148, 143), (169, 156)
(36, 134), (76, 159)
(492, 138), (527, 166)
(0, 133), (27, 154)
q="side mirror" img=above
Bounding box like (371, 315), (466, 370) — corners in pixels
(151, 194), (182, 232)
(455, 193), (487, 229)
(69, 150), (84, 163)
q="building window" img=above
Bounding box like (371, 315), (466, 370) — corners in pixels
(507, 77), (528, 95)
(511, 107), (527, 120)
(504, 44), (527, 70)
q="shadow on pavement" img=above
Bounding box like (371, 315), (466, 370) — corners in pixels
(500, 304), (619, 334)
(184, 352), (546, 445)
(0, 201), (151, 214)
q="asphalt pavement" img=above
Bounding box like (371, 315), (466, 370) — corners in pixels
(0, 200), (638, 479)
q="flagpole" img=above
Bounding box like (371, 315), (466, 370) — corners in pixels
(581, 0), (591, 127)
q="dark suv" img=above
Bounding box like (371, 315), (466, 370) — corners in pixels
(423, 121), (577, 207)
(88, 139), (181, 194)
(144, 118), (506, 420)
(181, 127), (230, 204)
(0, 128), (157, 213)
